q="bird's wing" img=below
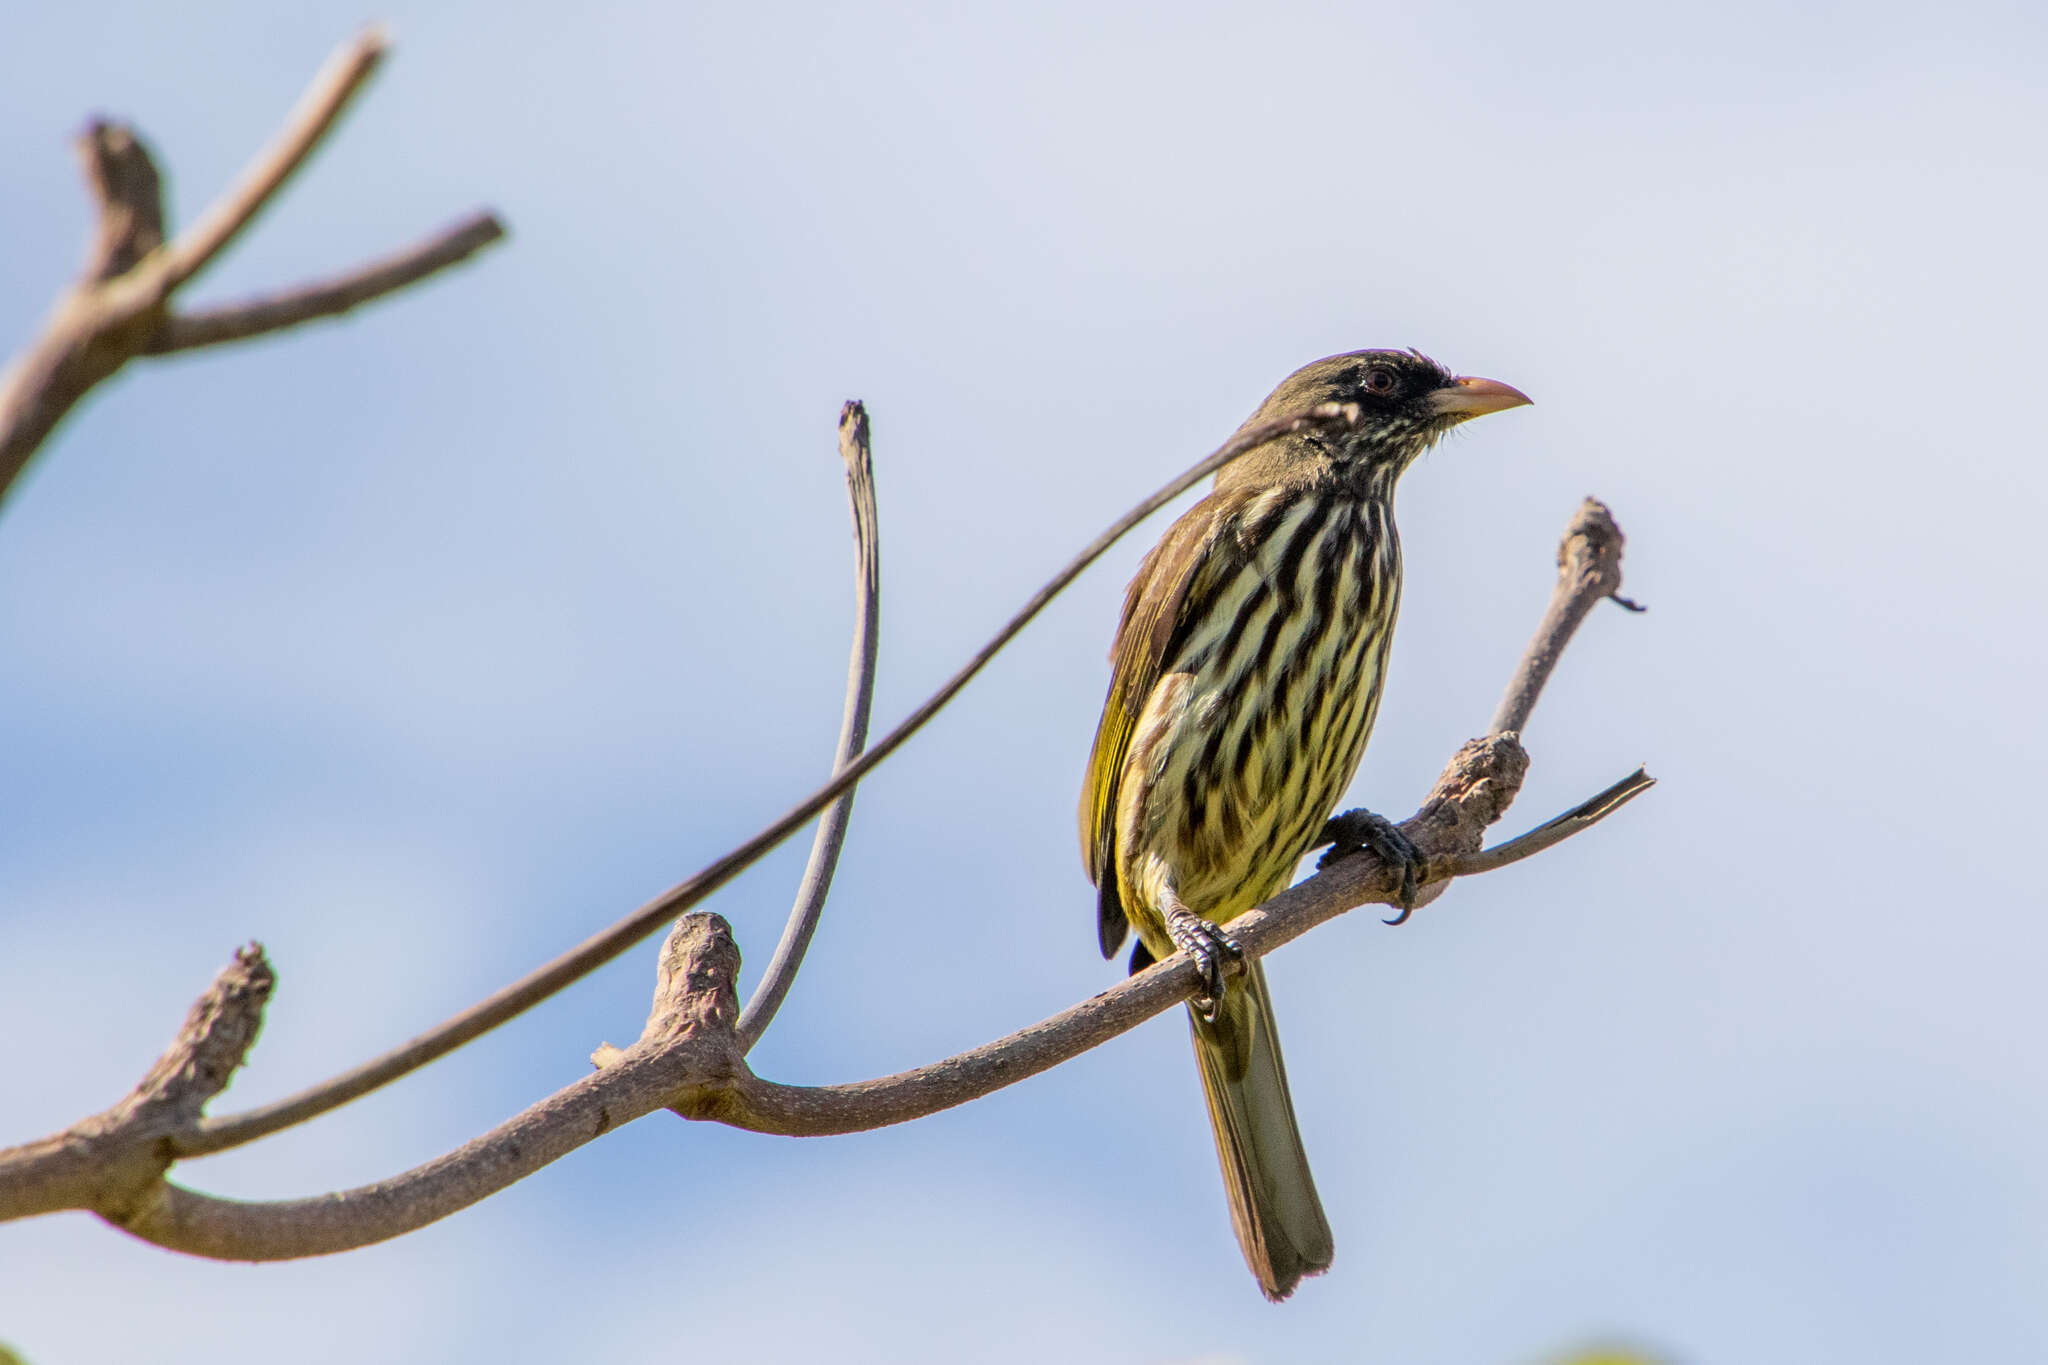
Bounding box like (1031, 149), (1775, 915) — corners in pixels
(1079, 491), (1235, 957)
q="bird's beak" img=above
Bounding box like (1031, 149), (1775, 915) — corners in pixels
(1429, 375), (1533, 420)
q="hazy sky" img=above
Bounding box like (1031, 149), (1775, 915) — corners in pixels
(3, 2), (2045, 1363)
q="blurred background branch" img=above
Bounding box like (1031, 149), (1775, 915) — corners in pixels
(0, 27), (503, 508)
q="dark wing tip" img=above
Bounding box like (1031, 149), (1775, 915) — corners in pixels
(1097, 878), (1129, 959)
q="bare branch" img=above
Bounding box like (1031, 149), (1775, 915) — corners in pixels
(723, 734), (1528, 1135)
(116, 920), (742, 1260)
(116, 944), (275, 1132)
(143, 212), (506, 354)
(4, 497), (1647, 1260)
(31, 740), (1528, 1252)
(0, 122), (172, 496)
(1438, 767), (1656, 877)
(594, 912), (747, 1069)
(736, 401), (883, 1052)
(0, 29), (501, 510)
(77, 121), (165, 283)
(0, 947), (271, 1224)
(715, 756), (1645, 1137)
(1491, 497), (1634, 737)
(6, 752), (1633, 1256)
(181, 401), (1374, 1154)
(155, 28), (388, 290)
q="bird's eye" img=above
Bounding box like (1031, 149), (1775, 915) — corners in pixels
(1362, 367), (1398, 396)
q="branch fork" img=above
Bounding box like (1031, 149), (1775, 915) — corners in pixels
(0, 946), (272, 1226)
(0, 28), (505, 506)
(591, 913), (747, 1118)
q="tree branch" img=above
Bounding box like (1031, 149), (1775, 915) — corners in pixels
(154, 28), (387, 291)
(723, 734), (1537, 1136)
(1440, 767), (1655, 877)
(179, 400), (1374, 1155)
(0, 497), (1648, 1260)
(1491, 497), (1635, 737)
(0, 122), (175, 498)
(121, 919), (742, 1260)
(0, 29), (503, 508)
(0, 947), (271, 1224)
(78, 120), (165, 283)
(735, 401), (883, 1052)
(142, 212), (507, 354)
(720, 760), (1645, 1138)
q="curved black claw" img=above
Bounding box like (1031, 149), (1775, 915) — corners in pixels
(1165, 908), (1241, 1021)
(1317, 807), (1426, 924)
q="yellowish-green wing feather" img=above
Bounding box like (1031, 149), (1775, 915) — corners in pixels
(1078, 491), (1242, 956)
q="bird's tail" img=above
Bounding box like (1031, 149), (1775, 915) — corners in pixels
(1189, 959), (1334, 1300)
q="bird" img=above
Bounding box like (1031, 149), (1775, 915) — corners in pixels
(1078, 348), (1530, 1300)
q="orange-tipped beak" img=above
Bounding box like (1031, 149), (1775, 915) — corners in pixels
(1428, 375), (1533, 420)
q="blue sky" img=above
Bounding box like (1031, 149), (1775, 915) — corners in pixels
(3, 2), (2045, 1362)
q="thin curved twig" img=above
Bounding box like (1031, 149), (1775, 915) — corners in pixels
(735, 402), (883, 1051)
(179, 400), (1374, 1155)
(143, 212), (506, 354)
(1435, 767), (1654, 878)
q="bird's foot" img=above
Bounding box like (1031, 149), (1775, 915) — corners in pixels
(1164, 907), (1240, 1021)
(1316, 807), (1426, 924)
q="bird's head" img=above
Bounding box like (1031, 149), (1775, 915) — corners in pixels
(1223, 348), (1531, 493)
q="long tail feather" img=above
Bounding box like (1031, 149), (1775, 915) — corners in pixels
(1189, 960), (1334, 1300)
